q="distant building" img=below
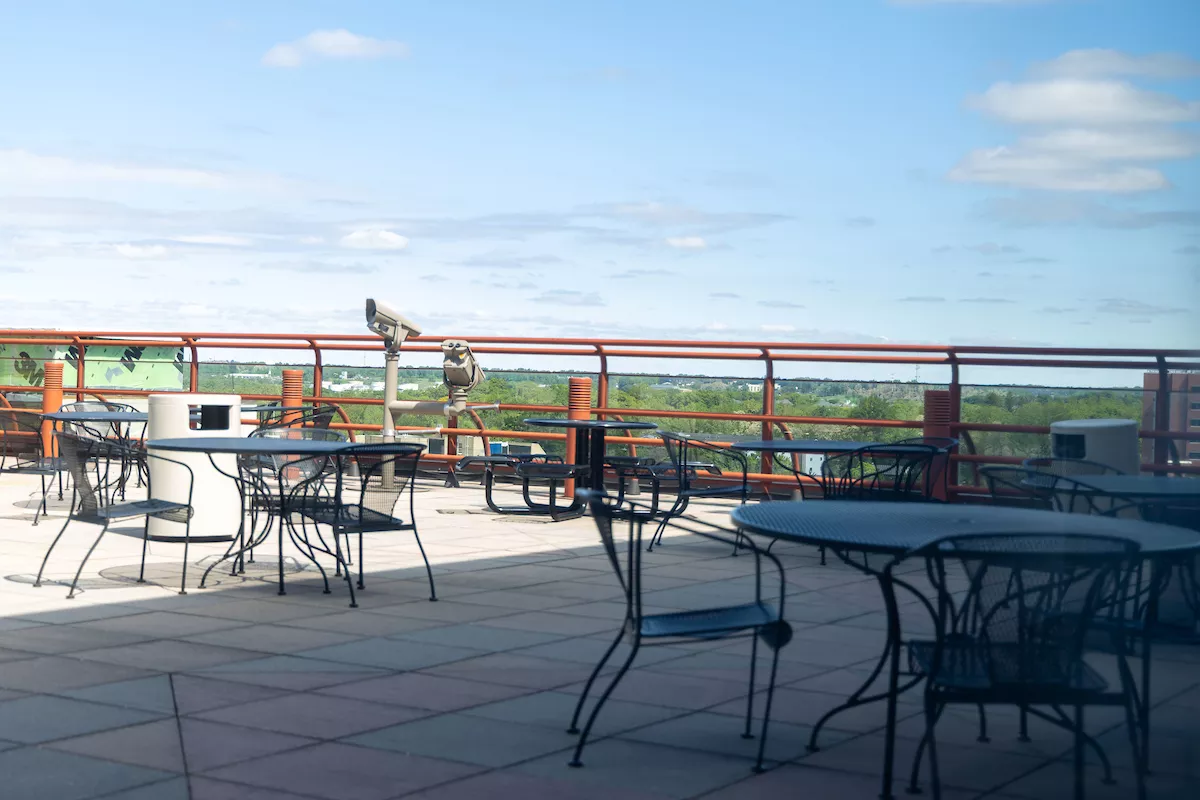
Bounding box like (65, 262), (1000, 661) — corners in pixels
(397, 383), (420, 392)
(1141, 372), (1200, 462)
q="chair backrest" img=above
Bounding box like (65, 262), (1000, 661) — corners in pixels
(916, 533), (1138, 689)
(344, 443), (423, 524)
(659, 432), (748, 496)
(0, 408), (44, 467)
(977, 465), (1056, 510)
(821, 444), (939, 501)
(1023, 456), (1125, 476)
(55, 430), (125, 518)
(250, 427), (347, 480)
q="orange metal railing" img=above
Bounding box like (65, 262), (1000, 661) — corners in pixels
(2, 329), (1197, 496)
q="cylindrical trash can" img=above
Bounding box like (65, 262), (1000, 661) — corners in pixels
(146, 394), (242, 540)
(1049, 418), (1139, 476)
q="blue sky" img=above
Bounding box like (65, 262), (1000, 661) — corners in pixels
(1, 0), (1197, 379)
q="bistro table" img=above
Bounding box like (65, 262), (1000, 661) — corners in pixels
(731, 500), (1200, 800)
(1068, 474), (1200, 504)
(147, 436), (383, 605)
(523, 418), (658, 492)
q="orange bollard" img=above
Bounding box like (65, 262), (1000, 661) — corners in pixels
(564, 376), (593, 498)
(281, 369), (304, 427)
(923, 390), (953, 501)
(40, 362), (64, 458)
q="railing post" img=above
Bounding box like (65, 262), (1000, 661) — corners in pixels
(565, 376), (593, 498)
(1153, 357), (1170, 473)
(281, 369), (303, 426)
(923, 390), (953, 502)
(72, 337), (86, 401)
(761, 350), (774, 476)
(41, 361), (64, 458)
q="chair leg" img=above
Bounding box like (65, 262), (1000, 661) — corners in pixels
(907, 700), (947, 794)
(568, 628), (626, 734)
(1122, 694), (1148, 800)
(357, 533), (365, 590)
(1018, 705), (1030, 742)
(647, 496), (683, 552)
(68, 521), (110, 599)
(976, 703), (989, 742)
(743, 634), (759, 739)
(179, 519), (191, 595)
(924, 694), (942, 800)
(410, 526), (437, 601)
(138, 518), (150, 583)
(753, 643), (784, 773)
(569, 638), (640, 768)
(34, 499), (76, 587)
(1073, 705), (1085, 800)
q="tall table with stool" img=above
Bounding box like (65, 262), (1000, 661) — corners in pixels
(731, 500), (1200, 800)
(523, 419), (658, 516)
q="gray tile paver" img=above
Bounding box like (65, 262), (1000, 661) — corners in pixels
(203, 741), (483, 800)
(0, 694), (164, 744)
(0, 747), (174, 800)
(316, 671), (533, 711)
(46, 718), (185, 772)
(347, 712), (575, 767)
(193, 691), (431, 739)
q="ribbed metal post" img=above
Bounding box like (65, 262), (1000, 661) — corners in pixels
(565, 376), (592, 498)
(40, 362), (64, 458)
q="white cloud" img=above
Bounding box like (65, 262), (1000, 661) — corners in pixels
(760, 324), (795, 332)
(968, 80), (1200, 126)
(531, 290), (605, 307)
(0, 149), (229, 189)
(664, 236), (707, 249)
(171, 234), (253, 246)
(952, 52), (1200, 194)
(1032, 49), (1200, 80)
(299, 235), (325, 245)
(114, 243), (168, 259)
(339, 229), (409, 250)
(949, 147), (1169, 192)
(1018, 128), (1200, 162)
(262, 29), (409, 68)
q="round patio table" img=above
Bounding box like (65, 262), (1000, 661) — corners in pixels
(731, 500), (1200, 800)
(148, 437), (418, 606)
(44, 411), (148, 423)
(1068, 474), (1200, 502)
(523, 419), (658, 492)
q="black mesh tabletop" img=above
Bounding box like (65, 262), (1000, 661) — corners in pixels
(523, 418), (658, 430)
(147, 437), (422, 457)
(1069, 475), (1200, 500)
(45, 411), (149, 423)
(730, 439), (930, 454)
(731, 501), (1200, 556)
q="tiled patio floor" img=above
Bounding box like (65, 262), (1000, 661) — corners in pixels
(1, 473), (1197, 799)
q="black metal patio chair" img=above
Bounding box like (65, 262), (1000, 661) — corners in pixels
(977, 465), (1057, 510)
(34, 430), (214, 597)
(889, 533), (1145, 800)
(289, 442), (435, 605)
(820, 443), (943, 502)
(646, 432), (750, 550)
(568, 490), (792, 773)
(0, 408), (63, 524)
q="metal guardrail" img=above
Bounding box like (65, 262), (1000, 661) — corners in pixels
(2, 330), (1197, 494)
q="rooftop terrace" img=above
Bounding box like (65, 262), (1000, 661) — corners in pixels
(2, 471), (1198, 800)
